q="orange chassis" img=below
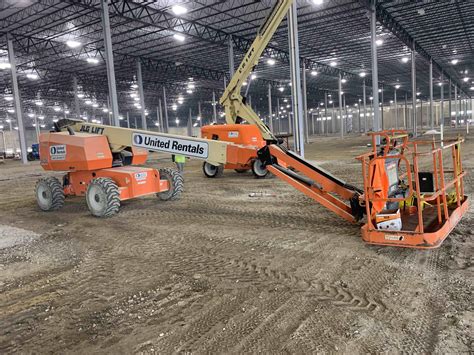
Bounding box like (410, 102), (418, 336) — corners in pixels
(40, 132), (170, 201)
(201, 124), (267, 175)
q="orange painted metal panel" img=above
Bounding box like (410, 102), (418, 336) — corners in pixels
(39, 132), (112, 171)
(67, 167), (168, 200)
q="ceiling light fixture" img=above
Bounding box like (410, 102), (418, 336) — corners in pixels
(329, 61), (337, 67)
(172, 4), (187, 15)
(341, 78), (347, 84)
(310, 70), (318, 76)
(401, 57), (409, 63)
(173, 33), (185, 42)
(395, 84), (401, 89)
(312, 0), (323, 4)
(451, 59), (459, 65)
(359, 72), (366, 78)
(267, 58), (276, 65)
(66, 40), (81, 48)
(376, 39), (383, 46)
(0, 61), (11, 70)
(26, 72), (39, 80)
(86, 57), (99, 64)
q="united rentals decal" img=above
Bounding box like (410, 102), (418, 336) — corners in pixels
(132, 133), (209, 158)
(49, 145), (66, 160)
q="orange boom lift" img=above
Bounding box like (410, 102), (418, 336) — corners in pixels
(201, 0), (468, 248)
(36, 120), (254, 217)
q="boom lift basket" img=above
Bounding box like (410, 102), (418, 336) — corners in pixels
(356, 130), (468, 248)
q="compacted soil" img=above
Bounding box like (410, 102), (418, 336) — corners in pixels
(0, 132), (472, 353)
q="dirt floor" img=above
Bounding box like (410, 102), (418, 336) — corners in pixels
(0, 131), (472, 353)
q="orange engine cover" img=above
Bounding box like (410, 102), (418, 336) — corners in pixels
(201, 124), (265, 148)
(40, 132), (113, 171)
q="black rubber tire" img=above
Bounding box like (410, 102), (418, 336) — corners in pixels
(86, 178), (120, 217)
(251, 159), (269, 179)
(27, 152), (35, 161)
(202, 162), (224, 178)
(35, 177), (65, 211)
(234, 169), (249, 173)
(158, 168), (184, 201)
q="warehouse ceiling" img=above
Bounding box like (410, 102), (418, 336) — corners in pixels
(0, 0), (473, 129)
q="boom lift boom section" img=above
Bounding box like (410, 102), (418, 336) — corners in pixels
(55, 119), (241, 166)
(220, 0), (293, 141)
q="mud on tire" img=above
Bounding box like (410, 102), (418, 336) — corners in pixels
(158, 168), (184, 201)
(35, 177), (65, 211)
(86, 177), (120, 217)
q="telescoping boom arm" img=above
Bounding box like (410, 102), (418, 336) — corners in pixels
(55, 119), (249, 166)
(220, 0), (365, 223)
(220, 0), (294, 141)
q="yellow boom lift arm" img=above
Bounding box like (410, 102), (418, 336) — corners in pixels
(220, 0), (294, 141)
(55, 119), (248, 167)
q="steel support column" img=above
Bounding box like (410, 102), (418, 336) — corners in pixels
(363, 79), (367, 132)
(429, 58), (434, 129)
(162, 86), (169, 133)
(212, 91), (217, 123)
(454, 85), (458, 128)
(187, 108), (192, 136)
(100, 0), (120, 126)
(458, 89), (461, 127)
(73, 76), (80, 119)
(381, 85), (384, 129)
(7, 38), (27, 164)
(411, 48), (417, 136)
(302, 61), (309, 143)
(277, 98), (281, 133)
(158, 99), (163, 131)
(228, 35), (235, 78)
(324, 91), (328, 135)
(198, 101), (202, 127)
(126, 111), (130, 128)
(404, 92), (408, 128)
(338, 73), (343, 138)
(370, 3), (380, 143)
(34, 114), (40, 143)
(136, 59), (147, 129)
(267, 83), (273, 132)
(440, 72), (444, 127)
(287, 1), (305, 156)
(394, 88), (398, 129)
